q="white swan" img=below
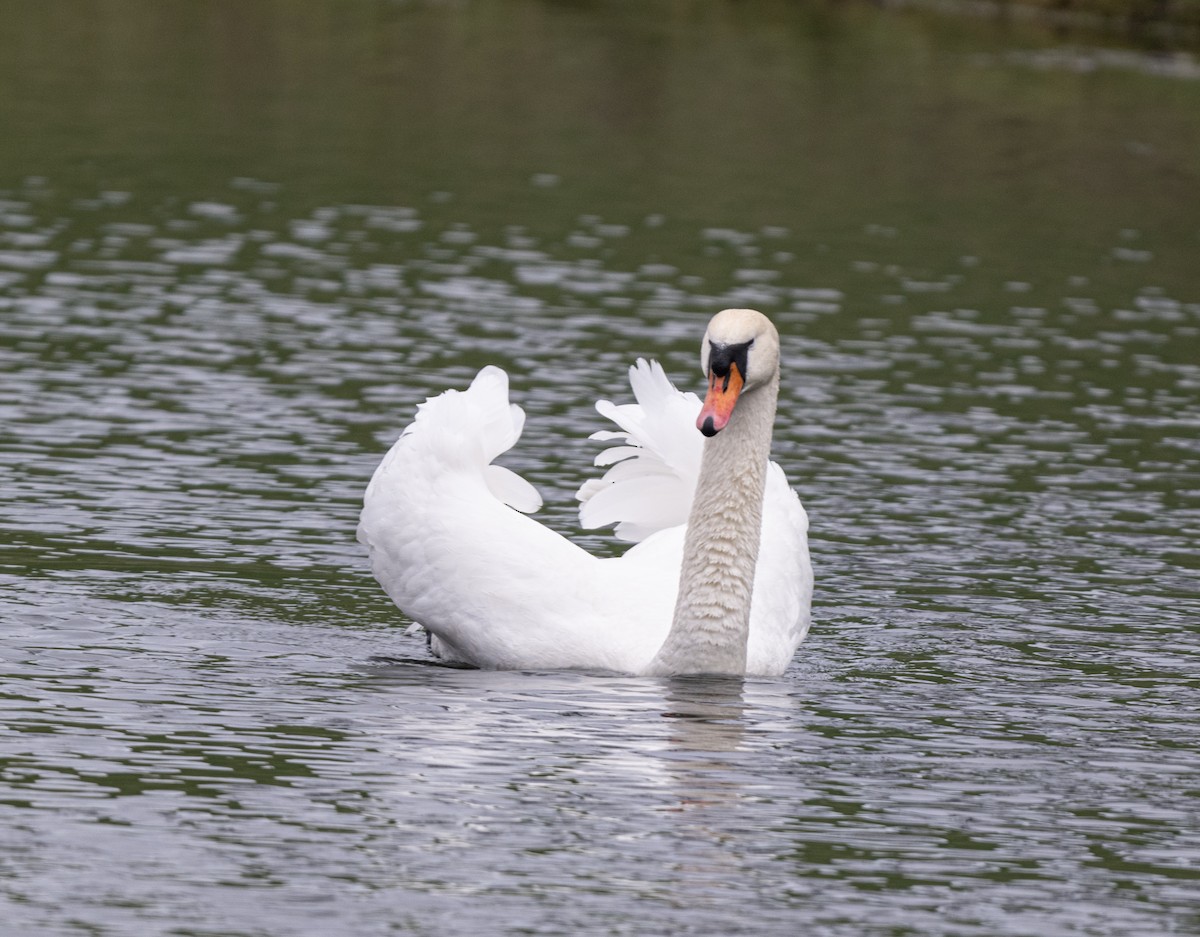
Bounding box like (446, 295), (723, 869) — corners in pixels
(358, 308), (812, 676)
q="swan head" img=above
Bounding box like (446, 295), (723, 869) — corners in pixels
(696, 308), (780, 437)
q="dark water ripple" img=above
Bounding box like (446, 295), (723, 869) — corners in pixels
(2, 183), (1199, 936)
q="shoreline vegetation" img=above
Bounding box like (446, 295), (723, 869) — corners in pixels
(891, 0), (1200, 48)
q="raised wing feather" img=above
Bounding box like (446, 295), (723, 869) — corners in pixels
(364, 365), (541, 515)
(576, 359), (703, 542)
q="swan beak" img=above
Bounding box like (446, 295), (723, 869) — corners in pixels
(697, 363), (744, 437)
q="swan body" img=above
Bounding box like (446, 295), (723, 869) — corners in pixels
(358, 309), (812, 676)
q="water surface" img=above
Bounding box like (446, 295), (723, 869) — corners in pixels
(1, 2), (1199, 935)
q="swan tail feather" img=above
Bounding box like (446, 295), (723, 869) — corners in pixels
(575, 358), (702, 542)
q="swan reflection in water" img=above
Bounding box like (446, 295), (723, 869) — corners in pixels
(660, 675), (748, 755)
(361, 659), (798, 810)
(358, 660), (806, 915)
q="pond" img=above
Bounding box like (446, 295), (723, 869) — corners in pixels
(1, 2), (1198, 935)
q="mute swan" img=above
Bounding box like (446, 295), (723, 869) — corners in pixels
(358, 308), (812, 676)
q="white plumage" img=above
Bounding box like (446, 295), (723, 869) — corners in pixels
(358, 310), (813, 676)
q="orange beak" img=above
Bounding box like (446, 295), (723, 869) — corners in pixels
(696, 363), (745, 437)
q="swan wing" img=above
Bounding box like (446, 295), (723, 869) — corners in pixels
(358, 366), (669, 672)
(363, 366), (541, 514)
(576, 359), (704, 542)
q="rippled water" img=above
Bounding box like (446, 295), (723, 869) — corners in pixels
(3, 3), (1200, 935)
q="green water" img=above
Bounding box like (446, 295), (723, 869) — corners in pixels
(2, 2), (1198, 935)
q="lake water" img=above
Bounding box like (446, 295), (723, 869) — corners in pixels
(2, 2), (1199, 935)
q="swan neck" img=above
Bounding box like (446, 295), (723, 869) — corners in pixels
(648, 373), (778, 675)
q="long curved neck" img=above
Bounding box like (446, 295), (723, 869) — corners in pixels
(647, 372), (778, 676)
